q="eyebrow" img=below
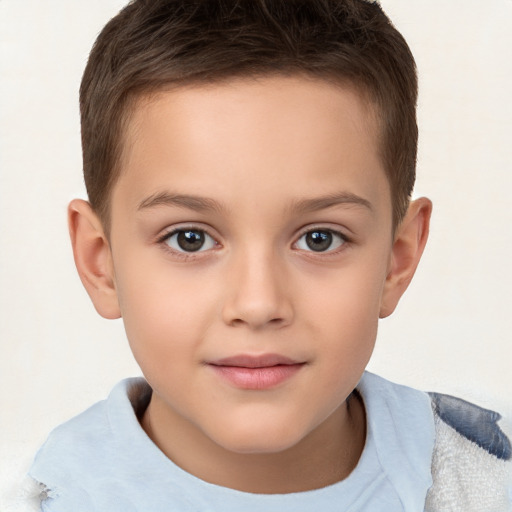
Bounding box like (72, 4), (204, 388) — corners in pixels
(137, 190), (372, 215)
(288, 192), (373, 214)
(137, 192), (226, 213)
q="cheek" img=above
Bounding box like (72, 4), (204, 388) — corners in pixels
(113, 257), (218, 368)
(298, 253), (388, 366)
(301, 253), (387, 326)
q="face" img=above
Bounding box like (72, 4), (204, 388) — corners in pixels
(108, 76), (394, 455)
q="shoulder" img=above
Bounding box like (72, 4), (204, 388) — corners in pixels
(429, 392), (511, 461)
(426, 392), (512, 512)
(27, 378), (150, 511)
(357, 372), (437, 509)
(359, 373), (512, 511)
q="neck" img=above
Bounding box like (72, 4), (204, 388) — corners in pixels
(141, 391), (366, 494)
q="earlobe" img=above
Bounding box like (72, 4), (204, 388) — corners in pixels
(68, 199), (121, 319)
(379, 197), (432, 318)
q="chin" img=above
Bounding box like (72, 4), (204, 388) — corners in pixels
(209, 420), (307, 455)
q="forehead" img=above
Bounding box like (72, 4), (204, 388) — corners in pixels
(125, 75), (380, 154)
(113, 75), (389, 221)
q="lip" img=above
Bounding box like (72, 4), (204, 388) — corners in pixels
(207, 354), (305, 390)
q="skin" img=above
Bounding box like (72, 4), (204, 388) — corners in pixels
(69, 75), (431, 493)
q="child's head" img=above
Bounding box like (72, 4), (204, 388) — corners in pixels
(80, 0), (418, 231)
(69, 0), (431, 484)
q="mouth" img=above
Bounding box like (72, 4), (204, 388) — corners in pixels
(206, 354), (306, 390)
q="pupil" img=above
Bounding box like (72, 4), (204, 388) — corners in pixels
(177, 230), (204, 252)
(306, 231), (332, 252)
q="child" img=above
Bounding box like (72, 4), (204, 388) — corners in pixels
(25, 0), (511, 510)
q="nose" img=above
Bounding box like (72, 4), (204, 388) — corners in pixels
(221, 247), (293, 330)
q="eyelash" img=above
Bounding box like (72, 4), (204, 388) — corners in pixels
(293, 227), (350, 256)
(156, 226), (351, 260)
(156, 226), (219, 261)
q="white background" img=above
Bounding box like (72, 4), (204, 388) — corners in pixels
(1, 0), (511, 499)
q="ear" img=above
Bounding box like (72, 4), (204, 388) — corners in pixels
(68, 199), (121, 319)
(379, 197), (432, 318)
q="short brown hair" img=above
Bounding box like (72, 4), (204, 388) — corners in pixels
(80, 0), (418, 228)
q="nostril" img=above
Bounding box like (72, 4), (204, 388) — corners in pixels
(228, 316), (286, 329)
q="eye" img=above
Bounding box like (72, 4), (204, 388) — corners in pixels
(295, 229), (347, 253)
(164, 229), (216, 253)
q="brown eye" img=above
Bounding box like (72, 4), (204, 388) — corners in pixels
(165, 229), (215, 252)
(296, 229), (346, 252)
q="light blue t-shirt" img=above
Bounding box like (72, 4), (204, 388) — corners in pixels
(29, 372), (436, 511)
